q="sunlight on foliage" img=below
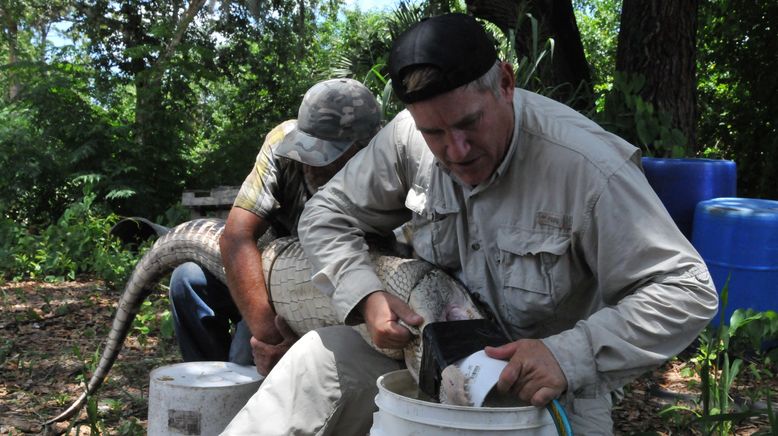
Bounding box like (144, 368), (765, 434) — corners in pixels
(0, 187), (143, 287)
(596, 72), (687, 157)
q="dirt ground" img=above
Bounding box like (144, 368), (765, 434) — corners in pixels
(1, 279), (776, 435)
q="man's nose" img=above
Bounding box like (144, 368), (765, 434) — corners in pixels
(446, 130), (470, 161)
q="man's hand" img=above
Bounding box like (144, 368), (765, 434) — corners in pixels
(359, 291), (423, 349)
(485, 339), (567, 407)
(253, 310), (284, 345)
(250, 316), (299, 376)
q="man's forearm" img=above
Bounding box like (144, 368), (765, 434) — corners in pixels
(220, 208), (280, 344)
(222, 241), (278, 340)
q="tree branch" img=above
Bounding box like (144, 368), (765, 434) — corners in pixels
(150, 0), (207, 86)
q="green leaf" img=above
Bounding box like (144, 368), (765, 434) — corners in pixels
(160, 310), (174, 339)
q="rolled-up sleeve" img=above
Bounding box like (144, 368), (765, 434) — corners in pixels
(233, 120), (296, 217)
(542, 159), (719, 398)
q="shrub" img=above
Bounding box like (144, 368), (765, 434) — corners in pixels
(0, 192), (142, 287)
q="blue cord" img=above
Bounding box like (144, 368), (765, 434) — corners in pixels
(546, 399), (574, 436)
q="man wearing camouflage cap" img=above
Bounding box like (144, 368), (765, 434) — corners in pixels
(168, 78), (382, 375)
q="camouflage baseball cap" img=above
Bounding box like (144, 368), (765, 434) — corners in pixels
(275, 78), (381, 167)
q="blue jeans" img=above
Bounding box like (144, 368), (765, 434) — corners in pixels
(169, 262), (253, 365)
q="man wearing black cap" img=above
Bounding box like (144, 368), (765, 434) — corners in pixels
(168, 78), (382, 375)
(223, 14), (717, 434)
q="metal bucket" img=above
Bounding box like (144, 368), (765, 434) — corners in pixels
(370, 369), (558, 435)
(147, 361), (262, 435)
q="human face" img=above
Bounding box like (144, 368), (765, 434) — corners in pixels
(303, 139), (365, 191)
(407, 63), (515, 186)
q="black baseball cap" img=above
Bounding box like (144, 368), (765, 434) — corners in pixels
(388, 13), (498, 104)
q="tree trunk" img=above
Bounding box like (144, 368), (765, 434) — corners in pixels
(6, 23), (19, 101)
(1, 7), (21, 101)
(129, 0), (206, 144)
(297, 0), (305, 58)
(466, 0), (592, 110)
(615, 0), (699, 152)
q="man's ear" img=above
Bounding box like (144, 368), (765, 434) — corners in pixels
(499, 62), (516, 100)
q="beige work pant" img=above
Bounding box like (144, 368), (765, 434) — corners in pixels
(222, 325), (402, 436)
(222, 325), (614, 435)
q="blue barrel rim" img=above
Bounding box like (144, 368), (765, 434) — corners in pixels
(641, 157), (737, 165)
(696, 197), (778, 220)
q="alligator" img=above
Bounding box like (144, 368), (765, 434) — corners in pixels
(46, 218), (484, 424)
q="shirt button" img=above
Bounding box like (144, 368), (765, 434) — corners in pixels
(471, 243), (480, 251)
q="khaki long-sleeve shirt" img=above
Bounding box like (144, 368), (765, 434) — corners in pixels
(298, 89), (718, 398)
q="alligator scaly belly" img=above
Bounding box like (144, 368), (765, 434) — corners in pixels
(46, 218), (483, 424)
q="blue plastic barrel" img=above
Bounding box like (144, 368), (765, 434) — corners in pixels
(642, 158), (737, 239)
(692, 198), (778, 324)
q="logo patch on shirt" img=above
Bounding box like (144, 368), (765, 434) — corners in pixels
(536, 211), (572, 231)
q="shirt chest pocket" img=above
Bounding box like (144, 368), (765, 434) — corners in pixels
(496, 227), (571, 328)
(406, 186), (461, 271)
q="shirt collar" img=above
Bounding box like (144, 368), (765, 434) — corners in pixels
(470, 90), (523, 194)
(496, 90), (524, 177)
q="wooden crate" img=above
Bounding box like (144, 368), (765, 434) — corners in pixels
(181, 186), (240, 219)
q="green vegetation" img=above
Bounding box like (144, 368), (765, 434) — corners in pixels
(697, 0), (778, 198)
(573, 0), (621, 93)
(0, 188), (142, 285)
(595, 71), (687, 157)
(133, 296), (175, 346)
(655, 280), (778, 434)
(1, 0), (774, 226)
(1, 0), (776, 432)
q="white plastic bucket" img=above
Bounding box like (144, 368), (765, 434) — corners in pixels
(370, 370), (558, 435)
(147, 361), (263, 435)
